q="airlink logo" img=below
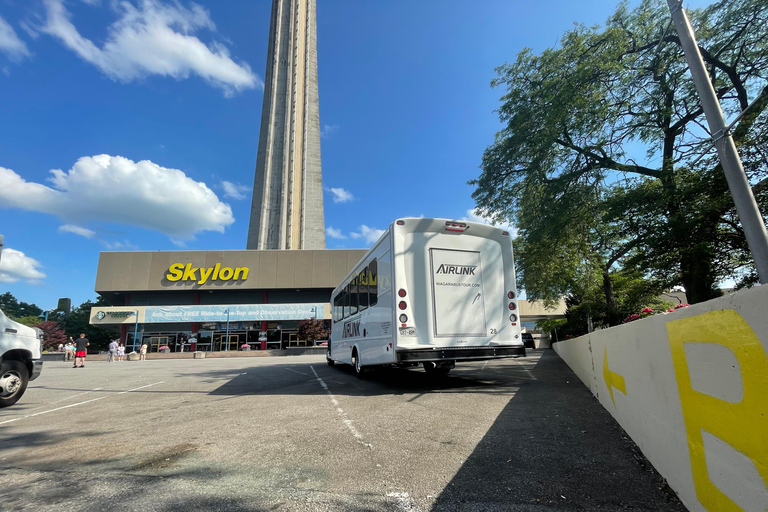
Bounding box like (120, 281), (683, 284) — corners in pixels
(342, 319), (360, 339)
(166, 263), (249, 284)
(435, 264), (477, 275)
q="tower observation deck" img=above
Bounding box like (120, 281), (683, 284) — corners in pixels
(247, 0), (325, 250)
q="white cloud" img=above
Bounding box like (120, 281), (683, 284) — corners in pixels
(350, 225), (385, 245)
(321, 124), (338, 138)
(0, 155), (234, 239)
(462, 208), (518, 237)
(326, 226), (346, 240)
(105, 240), (139, 250)
(220, 180), (249, 200)
(0, 15), (31, 61)
(0, 248), (46, 284)
(327, 187), (353, 203)
(58, 224), (96, 238)
(41, 0), (260, 96)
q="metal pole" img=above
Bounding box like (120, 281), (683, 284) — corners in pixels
(225, 309), (230, 352)
(667, 0), (768, 284)
(133, 310), (139, 352)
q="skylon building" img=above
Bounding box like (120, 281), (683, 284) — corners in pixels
(91, 249), (365, 352)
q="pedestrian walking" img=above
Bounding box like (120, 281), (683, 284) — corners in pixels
(117, 343), (125, 361)
(74, 334), (89, 368)
(107, 339), (118, 362)
(140, 343), (148, 361)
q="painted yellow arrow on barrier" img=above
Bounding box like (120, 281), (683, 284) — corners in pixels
(603, 347), (627, 407)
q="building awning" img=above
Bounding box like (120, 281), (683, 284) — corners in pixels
(90, 303), (329, 325)
(144, 304), (325, 323)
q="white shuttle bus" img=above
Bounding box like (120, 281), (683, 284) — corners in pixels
(327, 218), (525, 377)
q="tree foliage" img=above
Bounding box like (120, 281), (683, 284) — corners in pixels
(37, 321), (68, 350)
(298, 319), (329, 343)
(0, 292), (42, 319)
(472, 0), (768, 309)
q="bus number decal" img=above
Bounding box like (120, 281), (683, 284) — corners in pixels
(490, 328), (497, 335)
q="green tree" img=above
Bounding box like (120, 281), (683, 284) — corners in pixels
(297, 319), (329, 343)
(37, 321), (68, 350)
(13, 315), (43, 327)
(0, 292), (42, 319)
(472, 0), (768, 304)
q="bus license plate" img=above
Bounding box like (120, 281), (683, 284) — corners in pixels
(399, 327), (415, 336)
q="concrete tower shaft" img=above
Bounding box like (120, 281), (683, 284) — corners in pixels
(247, 0), (325, 250)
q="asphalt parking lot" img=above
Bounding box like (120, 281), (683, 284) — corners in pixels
(0, 350), (684, 511)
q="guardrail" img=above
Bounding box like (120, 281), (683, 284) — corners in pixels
(553, 285), (767, 512)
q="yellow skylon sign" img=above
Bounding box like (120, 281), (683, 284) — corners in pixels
(166, 263), (249, 284)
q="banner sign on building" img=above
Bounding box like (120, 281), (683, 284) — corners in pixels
(144, 304), (324, 323)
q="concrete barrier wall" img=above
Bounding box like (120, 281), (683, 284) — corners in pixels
(554, 285), (768, 512)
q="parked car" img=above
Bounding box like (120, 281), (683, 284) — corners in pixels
(522, 332), (535, 349)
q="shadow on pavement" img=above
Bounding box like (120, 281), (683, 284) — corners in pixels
(429, 350), (685, 511)
(205, 358), (535, 397)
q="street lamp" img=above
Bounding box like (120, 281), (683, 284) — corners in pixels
(225, 308), (230, 352)
(132, 310), (139, 352)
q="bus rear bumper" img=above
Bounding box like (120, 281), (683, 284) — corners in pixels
(396, 346), (526, 363)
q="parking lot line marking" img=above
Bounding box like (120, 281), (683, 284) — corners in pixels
(511, 359), (537, 380)
(47, 388), (104, 405)
(386, 491), (417, 511)
(284, 367), (309, 376)
(0, 381), (165, 426)
(310, 366), (372, 449)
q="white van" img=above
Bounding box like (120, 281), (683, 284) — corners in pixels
(327, 218), (525, 376)
(0, 234), (44, 407)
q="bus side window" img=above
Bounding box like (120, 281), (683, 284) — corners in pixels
(369, 259), (378, 306)
(350, 276), (359, 316)
(359, 268), (369, 312)
(333, 294), (341, 322)
(343, 283), (350, 319)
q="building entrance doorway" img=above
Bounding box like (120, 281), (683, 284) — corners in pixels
(149, 336), (169, 352)
(213, 333), (241, 351)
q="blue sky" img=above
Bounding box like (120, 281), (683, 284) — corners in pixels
(0, 0), (712, 310)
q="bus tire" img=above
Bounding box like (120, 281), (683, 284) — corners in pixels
(352, 349), (366, 378)
(0, 360), (29, 408)
(326, 353), (335, 366)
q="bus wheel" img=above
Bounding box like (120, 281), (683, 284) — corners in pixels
(326, 353), (335, 366)
(352, 350), (366, 378)
(423, 362), (451, 376)
(0, 361), (29, 408)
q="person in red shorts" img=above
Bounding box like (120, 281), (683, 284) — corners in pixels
(74, 333), (89, 368)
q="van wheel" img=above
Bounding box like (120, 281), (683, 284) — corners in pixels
(0, 361), (29, 408)
(423, 362), (451, 376)
(352, 350), (366, 378)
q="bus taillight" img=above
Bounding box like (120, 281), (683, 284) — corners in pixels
(508, 302), (516, 311)
(399, 314), (408, 323)
(445, 221), (468, 232)
(398, 301), (407, 310)
(509, 313), (518, 322)
(507, 291), (515, 299)
(398, 289), (407, 297)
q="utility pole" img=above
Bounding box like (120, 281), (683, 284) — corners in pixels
(667, 0), (768, 284)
